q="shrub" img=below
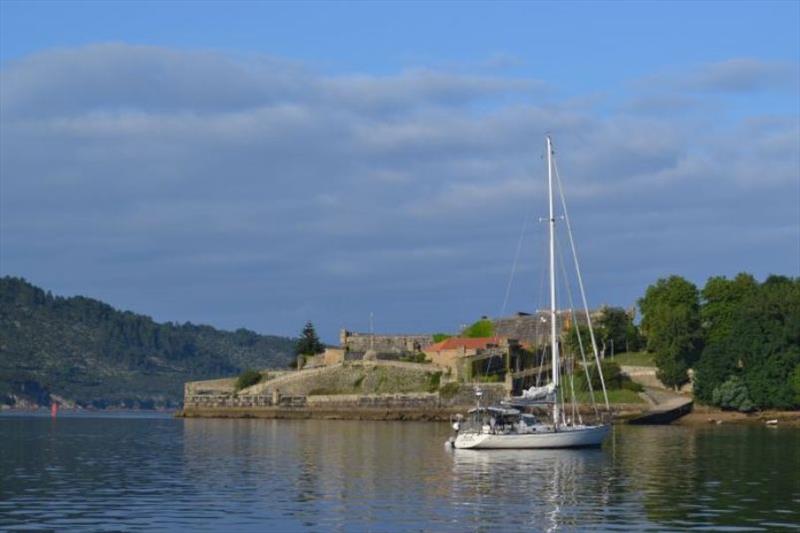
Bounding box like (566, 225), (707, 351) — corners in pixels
(439, 382), (461, 399)
(578, 360), (622, 389)
(432, 333), (452, 343)
(573, 360), (642, 392)
(621, 379), (644, 393)
(235, 369), (263, 391)
(427, 371), (442, 392)
(598, 361), (623, 388)
(399, 352), (429, 363)
(308, 387), (338, 395)
(712, 376), (755, 412)
(463, 319), (494, 338)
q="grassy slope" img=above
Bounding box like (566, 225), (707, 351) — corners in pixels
(570, 389), (646, 404)
(608, 351), (655, 367)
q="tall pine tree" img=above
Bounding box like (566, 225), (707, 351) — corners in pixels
(295, 321), (325, 356)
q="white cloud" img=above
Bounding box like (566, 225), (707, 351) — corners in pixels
(638, 58), (800, 94)
(1, 44), (797, 339)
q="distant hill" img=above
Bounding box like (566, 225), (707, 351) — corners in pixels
(0, 276), (296, 408)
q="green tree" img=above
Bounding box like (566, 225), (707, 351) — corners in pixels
(564, 322), (592, 356)
(790, 364), (800, 406)
(295, 321), (325, 356)
(694, 275), (800, 409)
(701, 273), (758, 345)
(462, 319), (494, 338)
(624, 321), (643, 353)
(595, 306), (636, 356)
(694, 273), (758, 402)
(638, 276), (702, 389)
(694, 342), (738, 403)
(735, 277), (800, 409)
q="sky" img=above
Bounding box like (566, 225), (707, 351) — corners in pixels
(1, 1), (799, 342)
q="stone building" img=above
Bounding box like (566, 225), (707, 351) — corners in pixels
(492, 310), (600, 346)
(423, 336), (523, 382)
(339, 329), (434, 356)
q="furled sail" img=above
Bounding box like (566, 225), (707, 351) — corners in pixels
(522, 382), (556, 401)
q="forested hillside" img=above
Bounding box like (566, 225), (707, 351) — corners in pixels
(0, 277), (296, 408)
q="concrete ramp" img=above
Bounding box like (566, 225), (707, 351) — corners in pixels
(628, 387), (693, 425)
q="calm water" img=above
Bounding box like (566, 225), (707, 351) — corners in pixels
(1, 412), (799, 532)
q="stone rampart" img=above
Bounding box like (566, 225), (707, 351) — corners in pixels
(340, 330), (434, 354)
(306, 392), (439, 409)
(184, 394), (306, 409)
(182, 364), (516, 420)
(182, 386), (509, 419)
(241, 360), (445, 397)
(185, 370), (295, 397)
(184, 377), (237, 396)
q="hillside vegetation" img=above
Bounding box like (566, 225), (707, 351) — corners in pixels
(0, 277), (296, 408)
(639, 273), (800, 411)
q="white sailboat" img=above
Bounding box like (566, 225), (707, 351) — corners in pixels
(452, 136), (611, 450)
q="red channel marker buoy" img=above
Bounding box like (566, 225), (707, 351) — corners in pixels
(50, 402), (58, 417)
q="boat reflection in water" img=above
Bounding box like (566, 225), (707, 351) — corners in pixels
(447, 446), (615, 532)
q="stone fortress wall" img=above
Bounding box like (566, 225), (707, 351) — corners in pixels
(182, 360), (509, 419)
(492, 311), (587, 346)
(339, 329), (434, 354)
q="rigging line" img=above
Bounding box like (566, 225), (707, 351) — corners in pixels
(533, 230), (549, 389)
(557, 371), (567, 426)
(556, 231), (596, 419)
(553, 232), (578, 424)
(500, 210), (532, 317)
(552, 155), (610, 411)
(536, 229), (548, 315)
(568, 352), (579, 425)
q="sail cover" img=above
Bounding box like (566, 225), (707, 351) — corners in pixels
(522, 382), (556, 401)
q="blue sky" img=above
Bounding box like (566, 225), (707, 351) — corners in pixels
(1, 1), (798, 342)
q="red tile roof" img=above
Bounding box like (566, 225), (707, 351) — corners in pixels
(425, 337), (504, 351)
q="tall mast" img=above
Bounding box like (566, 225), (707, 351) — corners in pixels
(547, 135), (559, 427)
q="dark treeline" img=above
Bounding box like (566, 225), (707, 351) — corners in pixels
(0, 277), (296, 408)
(639, 273), (800, 411)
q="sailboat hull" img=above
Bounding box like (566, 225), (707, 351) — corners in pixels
(453, 424), (610, 450)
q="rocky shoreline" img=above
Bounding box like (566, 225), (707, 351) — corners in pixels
(177, 402), (648, 422)
(6, 402), (798, 426)
(675, 406), (800, 427)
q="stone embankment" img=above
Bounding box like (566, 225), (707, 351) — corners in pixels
(183, 392), (474, 421)
(181, 389), (509, 421)
(676, 405), (800, 427)
(180, 360), (689, 422)
(181, 360), (509, 421)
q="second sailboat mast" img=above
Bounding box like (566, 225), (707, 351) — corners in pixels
(547, 136), (560, 427)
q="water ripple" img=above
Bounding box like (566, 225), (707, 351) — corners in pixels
(1, 414), (799, 531)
